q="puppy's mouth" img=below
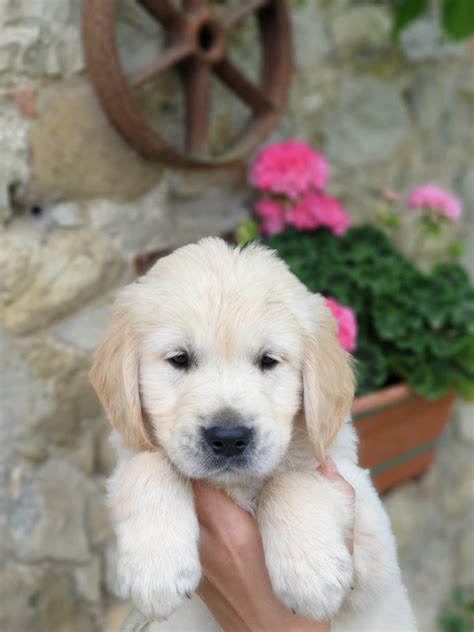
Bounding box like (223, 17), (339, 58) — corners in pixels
(202, 453), (253, 475)
(169, 441), (262, 480)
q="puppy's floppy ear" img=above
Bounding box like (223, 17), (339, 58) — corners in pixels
(303, 295), (355, 463)
(89, 289), (155, 452)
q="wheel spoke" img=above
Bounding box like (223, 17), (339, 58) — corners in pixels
(130, 41), (193, 89)
(184, 60), (211, 152)
(138, 0), (182, 25)
(214, 57), (272, 112)
(225, 0), (269, 27)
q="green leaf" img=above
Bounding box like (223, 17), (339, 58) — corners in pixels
(419, 214), (444, 236)
(452, 379), (474, 400)
(235, 217), (259, 246)
(448, 241), (464, 259)
(450, 337), (474, 399)
(397, 329), (429, 352)
(345, 225), (394, 258)
(431, 331), (469, 358)
(373, 299), (409, 340)
(442, 0), (474, 40)
(410, 363), (451, 399)
(438, 610), (470, 632)
(431, 263), (469, 291)
(354, 342), (388, 395)
(392, 0), (428, 38)
(377, 210), (401, 230)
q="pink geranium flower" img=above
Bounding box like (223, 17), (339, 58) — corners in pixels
(325, 298), (358, 352)
(255, 198), (286, 234)
(285, 196), (319, 230)
(286, 191), (351, 236)
(309, 193), (351, 236)
(250, 140), (329, 199)
(407, 184), (462, 222)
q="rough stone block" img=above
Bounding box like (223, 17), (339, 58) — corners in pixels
(35, 572), (98, 632)
(0, 102), (30, 221)
(0, 227), (123, 335)
(23, 338), (102, 445)
(86, 484), (112, 547)
(0, 563), (42, 631)
(9, 459), (90, 563)
(30, 80), (164, 202)
(96, 422), (116, 476)
(321, 76), (409, 167)
(53, 300), (111, 353)
(87, 180), (173, 261)
(400, 17), (464, 62)
(73, 556), (102, 604)
(0, 326), (54, 440)
(332, 5), (391, 58)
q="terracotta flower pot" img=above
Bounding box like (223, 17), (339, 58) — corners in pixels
(352, 384), (456, 494)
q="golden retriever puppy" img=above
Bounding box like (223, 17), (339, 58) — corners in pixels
(90, 238), (416, 631)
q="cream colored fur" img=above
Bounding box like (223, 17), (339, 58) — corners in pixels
(90, 238), (416, 631)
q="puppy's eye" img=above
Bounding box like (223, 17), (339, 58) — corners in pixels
(168, 352), (189, 370)
(260, 354), (279, 370)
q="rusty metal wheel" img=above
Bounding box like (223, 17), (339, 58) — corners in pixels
(82, 0), (292, 168)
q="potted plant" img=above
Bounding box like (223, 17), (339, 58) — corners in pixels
(239, 140), (474, 492)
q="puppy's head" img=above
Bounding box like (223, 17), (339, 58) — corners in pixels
(90, 238), (354, 483)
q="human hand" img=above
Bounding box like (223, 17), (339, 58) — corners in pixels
(193, 458), (355, 631)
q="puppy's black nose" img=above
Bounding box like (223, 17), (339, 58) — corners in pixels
(203, 425), (252, 457)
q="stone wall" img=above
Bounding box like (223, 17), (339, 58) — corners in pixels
(0, 1), (473, 631)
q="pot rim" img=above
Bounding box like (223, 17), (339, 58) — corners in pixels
(352, 383), (413, 417)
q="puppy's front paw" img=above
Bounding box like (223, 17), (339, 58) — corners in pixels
(117, 538), (201, 621)
(258, 471), (354, 621)
(269, 540), (353, 620)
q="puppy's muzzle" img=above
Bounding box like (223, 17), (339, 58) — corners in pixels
(202, 425), (253, 458)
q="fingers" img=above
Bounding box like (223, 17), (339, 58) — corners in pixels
(192, 480), (255, 536)
(192, 480), (233, 530)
